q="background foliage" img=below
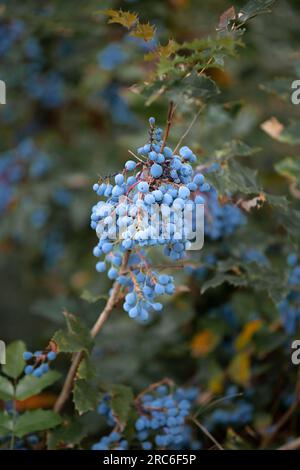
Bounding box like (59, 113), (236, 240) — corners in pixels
(1, 0), (300, 450)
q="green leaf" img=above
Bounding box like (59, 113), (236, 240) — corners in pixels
(260, 78), (293, 102)
(110, 385), (134, 431)
(52, 312), (93, 354)
(2, 341), (26, 379)
(0, 375), (14, 400)
(275, 157), (300, 188)
(73, 380), (103, 415)
(47, 419), (85, 450)
(0, 412), (13, 437)
(16, 370), (61, 401)
(237, 0), (276, 25)
(213, 140), (260, 162)
(14, 410), (62, 438)
(77, 356), (96, 380)
(207, 159), (262, 195)
(80, 290), (108, 304)
(167, 72), (220, 103)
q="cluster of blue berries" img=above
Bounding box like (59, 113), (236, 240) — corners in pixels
(277, 254), (300, 335)
(92, 383), (200, 450)
(134, 384), (200, 450)
(23, 346), (57, 378)
(204, 188), (246, 240)
(91, 117), (212, 320)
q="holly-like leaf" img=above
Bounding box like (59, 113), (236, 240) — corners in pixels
(130, 22), (155, 42)
(213, 140), (260, 162)
(14, 410), (62, 438)
(0, 376), (14, 400)
(110, 385), (134, 431)
(77, 356), (96, 381)
(207, 159), (262, 196)
(237, 0), (276, 25)
(16, 370), (61, 401)
(2, 341), (26, 380)
(0, 412), (13, 437)
(47, 419), (85, 450)
(52, 312), (93, 354)
(73, 379), (103, 415)
(102, 9), (138, 29)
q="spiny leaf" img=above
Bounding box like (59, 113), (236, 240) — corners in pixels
(110, 384), (134, 431)
(130, 22), (155, 42)
(73, 380), (103, 415)
(14, 410), (62, 438)
(52, 312), (93, 354)
(102, 9), (138, 29)
(47, 419), (85, 450)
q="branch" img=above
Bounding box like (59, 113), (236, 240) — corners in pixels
(191, 416), (224, 450)
(54, 251), (130, 414)
(160, 101), (175, 152)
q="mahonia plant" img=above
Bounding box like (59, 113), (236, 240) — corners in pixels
(90, 113), (211, 322)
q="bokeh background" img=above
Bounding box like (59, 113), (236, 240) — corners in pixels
(1, 0), (300, 448)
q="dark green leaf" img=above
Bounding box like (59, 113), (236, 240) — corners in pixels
(110, 385), (134, 431)
(47, 419), (85, 449)
(16, 370), (61, 401)
(14, 410), (62, 438)
(73, 379), (103, 415)
(52, 312), (93, 354)
(0, 375), (14, 400)
(0, 412), (13, 437)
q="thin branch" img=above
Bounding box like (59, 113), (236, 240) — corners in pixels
(278, 437), (300, 450)
(191, 416), (224, 450)
(54, 251), (130, 414)
(173, 105), (204, 155)
(260, 367), (300, 448)
(160, 101), (175, 152)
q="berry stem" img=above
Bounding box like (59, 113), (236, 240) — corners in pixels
(54, 251), (130, 414)
(160, 101), (175, 153)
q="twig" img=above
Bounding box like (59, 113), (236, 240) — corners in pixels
(173, 105), (204, 154)
(278, 436), (300, 450)
(160, 101), (175, 152)
(260, 367), (300, 448)
(191, 416), (224, 450)
(54, 251), (130, 414)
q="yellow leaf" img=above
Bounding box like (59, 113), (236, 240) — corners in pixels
(228, 352), (251, 386)
(191, 329), (219, 357)
(102, 9), (138, 29)
(208, 372), (224, 394)
(130, 22), (156, 42)
(144, 40), (177, 61)
(235, 319), (262, 351)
